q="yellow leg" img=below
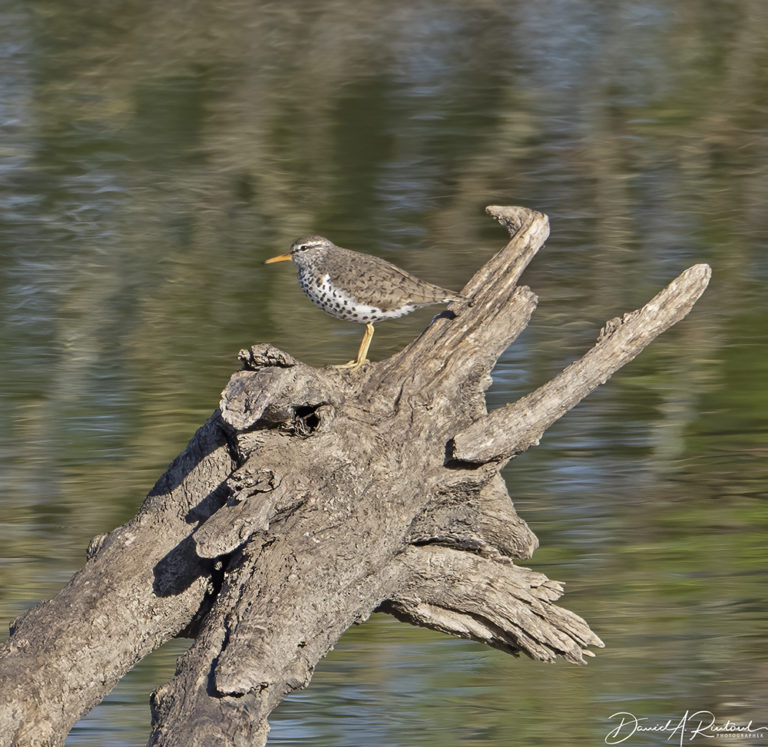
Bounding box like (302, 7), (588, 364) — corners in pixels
(334, 323), (375, 371)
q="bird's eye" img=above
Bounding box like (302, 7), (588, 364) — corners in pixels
(298, 244), (307, 251)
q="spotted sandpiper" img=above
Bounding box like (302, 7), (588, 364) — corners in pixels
(266, 236), (463, 370)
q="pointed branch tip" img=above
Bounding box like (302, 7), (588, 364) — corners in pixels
(484, 205), (549, 237)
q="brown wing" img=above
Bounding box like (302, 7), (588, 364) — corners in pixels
(330, 246), (460, 311)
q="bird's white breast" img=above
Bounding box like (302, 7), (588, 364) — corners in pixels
(298, 271), (415, 323)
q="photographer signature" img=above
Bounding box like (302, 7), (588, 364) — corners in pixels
(605, 709), (768, 745)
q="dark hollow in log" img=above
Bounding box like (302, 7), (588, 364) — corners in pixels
(0, 206), (710, 746)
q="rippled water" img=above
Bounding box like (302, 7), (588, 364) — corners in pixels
(1, 1), (767, 745)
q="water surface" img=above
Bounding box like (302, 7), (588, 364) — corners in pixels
(1, 1), (766, 745)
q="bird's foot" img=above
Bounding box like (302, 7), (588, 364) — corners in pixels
(333, 358), (370, 371)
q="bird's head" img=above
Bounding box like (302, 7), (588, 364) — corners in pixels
(265, 235), (333, 267)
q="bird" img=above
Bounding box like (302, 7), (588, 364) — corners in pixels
(266, 235), (463, 370)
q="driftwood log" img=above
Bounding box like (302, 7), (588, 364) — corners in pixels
(0, 207), (710, 746)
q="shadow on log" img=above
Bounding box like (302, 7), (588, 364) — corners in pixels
(0, 206), (711, 746)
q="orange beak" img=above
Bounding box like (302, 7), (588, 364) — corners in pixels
(265, 254), (292, 264)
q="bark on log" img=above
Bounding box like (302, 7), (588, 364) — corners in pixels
(0, 206), (710, 746)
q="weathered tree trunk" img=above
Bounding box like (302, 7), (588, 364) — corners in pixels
(0, 207), (710, 746)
